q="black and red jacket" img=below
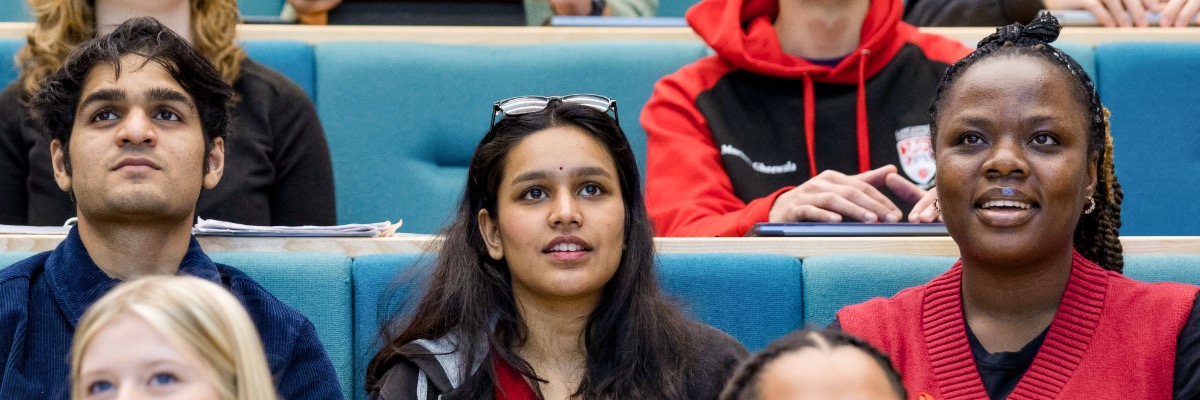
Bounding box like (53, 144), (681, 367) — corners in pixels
(642, 0), (971, 237)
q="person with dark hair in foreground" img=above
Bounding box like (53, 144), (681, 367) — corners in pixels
(0, 17), (342, 399)
(836, 14), (1200, 399)
(719, 329), (905, 400)
(366, 95), (748, 400)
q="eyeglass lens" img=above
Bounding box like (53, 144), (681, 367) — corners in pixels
(497, 95), (613, 116)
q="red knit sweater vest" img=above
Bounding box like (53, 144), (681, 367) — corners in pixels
(838, 251), (1199, 399)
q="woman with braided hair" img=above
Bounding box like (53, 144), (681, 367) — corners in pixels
(835, 13), (1200, 399)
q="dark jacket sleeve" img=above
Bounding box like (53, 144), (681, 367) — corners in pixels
(277, 318), (345, 400)
(1173, 292), (1200, 398)
(0, 84), (29, 225)
(903, 0), (1044, 27)
(266, 71), (337, 226)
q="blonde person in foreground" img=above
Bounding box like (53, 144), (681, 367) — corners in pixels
(72, 276), (277, 400)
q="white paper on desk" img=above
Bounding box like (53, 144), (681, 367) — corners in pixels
(0, 224), (72, 235)
(192, 217), (402, 237)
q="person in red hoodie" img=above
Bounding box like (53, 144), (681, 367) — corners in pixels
(642, 0), (971, 237)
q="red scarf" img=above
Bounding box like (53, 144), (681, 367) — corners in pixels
(493, 355), (538, 400)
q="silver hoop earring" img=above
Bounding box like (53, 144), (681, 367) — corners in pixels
(1083, 196), (1096, 215)
(933, 199), (941, 215)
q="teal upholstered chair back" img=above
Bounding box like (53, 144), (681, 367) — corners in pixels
(239, 0), (287, 17)
(1124, 254), (1200, 285)
(801, 254), (956, 327)
(351, 253), (429, 400)
(210, 252), (354, 400)
(658, 0), (702, 17)
(1, 38), (23, 88)
(656, 253), (803, 351)
(241, 40), (317, 99)
(0, 38), (313, 103)
(1095, 42), (1200, 235)
(1055, 41), (1096, 78)
(350, 252), (802, 400)
(0, 252), (36, 268)
(315, 41), (709, 232)
(0, 1), (32, 22)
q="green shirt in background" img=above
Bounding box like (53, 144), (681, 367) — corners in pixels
(525, 0), (659, 25)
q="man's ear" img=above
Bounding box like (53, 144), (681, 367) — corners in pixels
(478, 208), (504, 261)
(50, 139), (72, 192)
(203, 137), (224, 190)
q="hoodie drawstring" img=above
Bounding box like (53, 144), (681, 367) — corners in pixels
(802, 74), (817, 178)
(803, 49), (873, 178)
(856, 49), (871, 174)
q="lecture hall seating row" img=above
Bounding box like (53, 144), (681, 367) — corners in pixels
(0, 0), (703, 22)
(0, 38), (1196, 235)
(4, 250), (1199, 399)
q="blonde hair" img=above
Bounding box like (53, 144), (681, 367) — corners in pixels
(17, 0), (245, 94)
(70, 276), (277, 400)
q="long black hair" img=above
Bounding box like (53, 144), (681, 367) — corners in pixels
(718, 329), (906, 400)
(929, 13), (1124, 272)
(366, 100), (700, 399)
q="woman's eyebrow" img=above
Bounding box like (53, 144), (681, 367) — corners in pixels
(511, 170), (549, 185)
(951, 114), (993, 127)
(571, 166), (614, 180)
(510, 166), (614, 185)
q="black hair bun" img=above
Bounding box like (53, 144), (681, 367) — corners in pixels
(978, 12), (1062, 48)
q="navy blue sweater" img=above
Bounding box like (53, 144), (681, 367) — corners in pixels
(0, 228), (344, 399)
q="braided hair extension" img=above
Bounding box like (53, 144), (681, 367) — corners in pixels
(717, 330), (906, 400)
(928, 13), (1125, 272)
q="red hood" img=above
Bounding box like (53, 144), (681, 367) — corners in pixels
(687, 0), (911, 84)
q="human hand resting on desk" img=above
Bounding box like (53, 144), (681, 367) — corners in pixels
(1045, 0), (1200, 27)
(768, 165), (934, 224)
(908, 187), (943, 223)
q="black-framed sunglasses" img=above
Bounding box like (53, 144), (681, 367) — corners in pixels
(490, 94), (619, 128)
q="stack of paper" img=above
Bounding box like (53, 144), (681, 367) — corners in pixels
(0, 224), (72, 235)
(192, 218), (402, 237)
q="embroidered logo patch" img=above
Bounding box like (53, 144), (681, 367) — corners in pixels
(720, 144), (797, 175)
(895, 125), (935, 188)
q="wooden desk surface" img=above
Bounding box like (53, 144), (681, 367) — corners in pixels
(2, 23), (1200, 45)
(1, 234), (1197, 258)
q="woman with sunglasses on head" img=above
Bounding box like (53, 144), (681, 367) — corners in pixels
(835, 14), (1200, 399)
(365, 95), (749, 400)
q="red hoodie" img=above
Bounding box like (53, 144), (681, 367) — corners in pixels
(641, 0), (970, 237)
